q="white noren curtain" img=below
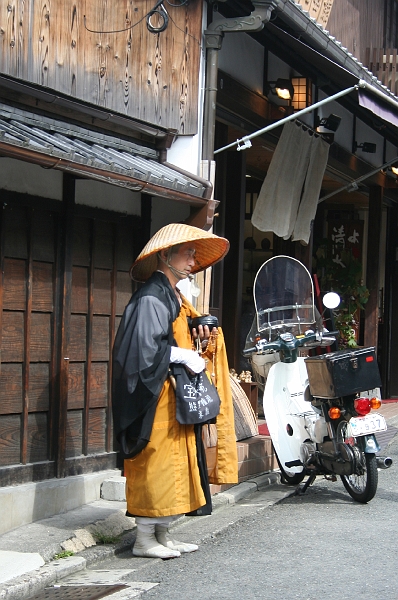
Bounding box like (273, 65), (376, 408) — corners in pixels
(251, 121), (329, 245)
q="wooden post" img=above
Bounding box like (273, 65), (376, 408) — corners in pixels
(83, 220), (95, 456)
(56, 174), (75, 478)
(295, 236), (313, 271)
(364, 185), (383, 349)
(21, 209), (33, 465)
(222, 150), (246, 371)
(382, 205), (398, 397)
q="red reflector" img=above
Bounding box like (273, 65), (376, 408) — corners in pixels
(366, 356), (374, 362)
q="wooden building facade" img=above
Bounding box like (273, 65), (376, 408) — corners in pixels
(0, 0), (202, 134)
(0, 0), (207, 492)
(1, 0), (398, 512)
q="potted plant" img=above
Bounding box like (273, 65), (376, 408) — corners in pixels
(314, 242), (369, 348)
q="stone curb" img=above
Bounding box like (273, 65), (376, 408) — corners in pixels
(0, 557), (86, 600)
(0, 471), (281, 600)
(211, 472), (281, 508)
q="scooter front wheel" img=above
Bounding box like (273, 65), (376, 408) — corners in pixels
(275, 450), (306, 485)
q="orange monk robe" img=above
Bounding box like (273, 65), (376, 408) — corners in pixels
(124, 296), (238, 518)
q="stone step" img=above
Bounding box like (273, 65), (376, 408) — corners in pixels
(101, 434), (276, 502)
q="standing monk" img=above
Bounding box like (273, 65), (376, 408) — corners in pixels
(112, 223), (238, 559)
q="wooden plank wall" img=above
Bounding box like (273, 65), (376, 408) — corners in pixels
(0, 189), (138, 484)
(0, 0), (202, 134)
(365, 48), (398, 95)
(327, 0), (385, 64)
(301, 0), (335, 29)
(1, 203), (58, 469)
(65, 212), (134, 462)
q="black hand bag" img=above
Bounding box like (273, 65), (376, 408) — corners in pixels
(170, 365), (221, 425)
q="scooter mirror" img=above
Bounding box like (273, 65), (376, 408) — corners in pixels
(323, 292), (341, 309)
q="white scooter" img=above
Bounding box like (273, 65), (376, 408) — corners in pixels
(243, 256), (392, 503)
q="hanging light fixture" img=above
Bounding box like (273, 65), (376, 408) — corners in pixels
(267, 78), (295, 100)
(353, 141), (377, 153)
(317, 113), (342, 132)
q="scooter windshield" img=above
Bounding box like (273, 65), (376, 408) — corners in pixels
(254, 256), (315, 333)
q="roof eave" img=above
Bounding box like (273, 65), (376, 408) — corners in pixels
(269, 0), (398, 102)
(0, 141), (209, 207)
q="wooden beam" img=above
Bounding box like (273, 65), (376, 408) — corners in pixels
(185, 199), (219, 230)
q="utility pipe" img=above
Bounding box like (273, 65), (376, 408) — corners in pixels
(202, 44), (220, 170)
(202, 0), (279, 169)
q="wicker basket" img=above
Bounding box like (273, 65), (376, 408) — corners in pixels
(202, 423), (218, 476)
(230, 375), (259, 441)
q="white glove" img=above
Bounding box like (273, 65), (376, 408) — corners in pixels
(170, 346), (205, 374)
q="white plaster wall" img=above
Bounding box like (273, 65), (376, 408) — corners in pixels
(386, 140), (398, 162)
(177, 276), (193, 304)
(267, 53), (292, 87)
(0, 157), (63, 199)
(219, 32), (265, 94)
(75, 179), (141, 215)
(167, 135), (201, 176)
(150, 197), (191, 234)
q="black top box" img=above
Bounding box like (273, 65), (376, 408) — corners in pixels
(305, 347), (381, 399)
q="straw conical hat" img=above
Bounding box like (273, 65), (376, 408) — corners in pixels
(130, 223), (229, 282)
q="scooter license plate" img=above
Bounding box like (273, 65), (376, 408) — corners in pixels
(349, 413), (387, 437)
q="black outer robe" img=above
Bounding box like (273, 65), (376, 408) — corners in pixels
(112, 271), (180, 458)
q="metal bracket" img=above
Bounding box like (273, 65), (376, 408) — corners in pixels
(237, 139), (252, 151)
(204, 0), (280, 50)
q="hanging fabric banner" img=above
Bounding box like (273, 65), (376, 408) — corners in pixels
(251, 121), (329, 245)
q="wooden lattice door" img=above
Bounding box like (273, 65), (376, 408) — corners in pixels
(0, 200), (61, 484)
(0, 192), (138, 484)
(63, 212), (135, 475)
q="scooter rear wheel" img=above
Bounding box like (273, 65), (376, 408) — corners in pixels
(340, 451), (378, 503)
(275, 451), (306, 485)
(337, 421), (378, 503)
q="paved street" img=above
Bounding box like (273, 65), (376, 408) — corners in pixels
(51, 432), (398, 600)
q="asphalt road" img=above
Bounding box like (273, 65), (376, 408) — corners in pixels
(92, 432), (398, 600)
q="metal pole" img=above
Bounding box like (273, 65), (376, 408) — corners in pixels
(214, 84), (362, 155)
(318, 156), (398, 203)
